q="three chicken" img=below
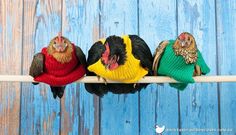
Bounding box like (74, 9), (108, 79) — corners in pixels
(29, 32), (210, 99)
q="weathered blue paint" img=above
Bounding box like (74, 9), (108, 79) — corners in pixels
(0, 25), (2, 33)
(178, 0), (219, 135)
(20, 1), (61, 134)
(216, 0), (236, 134)
(61, 0), (100, 135)
(139, 1), (179, 135)
(0, 0), (23, 134)
(6, 17), (12, 43)
(0, 0), (236, 134)
(99, 0), (139, 135)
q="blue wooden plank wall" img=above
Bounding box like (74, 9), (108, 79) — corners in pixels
(0, 0), (235, 135)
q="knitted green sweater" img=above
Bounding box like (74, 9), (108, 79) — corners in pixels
(157, 40), (210, 90)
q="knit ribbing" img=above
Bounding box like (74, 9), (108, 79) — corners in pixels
(157, 41), (195, 83)
(157, 40), (210, 90)
(88, 35), (148, 83)
(42, 44), (78, 76)
(34, 44), (86, 86)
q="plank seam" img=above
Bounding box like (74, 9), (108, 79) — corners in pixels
(59, 0), (63, 134)
(176, 1), (181, 135)
(214, 0), (222, 134)
(19, 0), (25, 134)
(177, 91), (181, 135)
(98, 0), (102, 134)
(137, 0), (141, 134)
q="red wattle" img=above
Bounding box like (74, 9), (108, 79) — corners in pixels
(109, 63), (119, 70)
(102, 43), (110, 64)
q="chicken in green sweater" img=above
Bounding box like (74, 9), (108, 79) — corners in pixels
(153, 32), (210, 90)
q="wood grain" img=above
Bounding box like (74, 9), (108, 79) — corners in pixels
(139, 0), (179, 135)
(61, 0), (100, 134)
(2, 75), (236, 83)
(178, 0), (219, 135)
(216, 0), (236, 134)
(99, 0), (139, 135)
(0, 0), (235, 134)
(0, 0), (23, 134)
(20, 0), (62, 134)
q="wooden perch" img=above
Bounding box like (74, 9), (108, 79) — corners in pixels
(0, 75), (236, 83)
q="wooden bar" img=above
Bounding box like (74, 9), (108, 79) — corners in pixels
(1, 75), (236, 83)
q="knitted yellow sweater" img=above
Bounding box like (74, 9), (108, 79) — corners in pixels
(88, 35), (148, 83)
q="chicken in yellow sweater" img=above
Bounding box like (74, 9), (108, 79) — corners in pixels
(85, 35), (153, 96)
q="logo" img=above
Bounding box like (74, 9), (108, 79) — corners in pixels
(155, 124), (165, 134)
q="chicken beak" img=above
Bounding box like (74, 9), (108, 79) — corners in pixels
(178, 39), (186, 47)
(55, 46), (64, 52)
(105, 64), (110, 70)
(58, 46), (64, 52)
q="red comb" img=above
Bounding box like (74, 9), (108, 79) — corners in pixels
(105, 43), (110, 52)
(179, 33), (185, 40)
(102, 43), (110, 64)
(57, 32), (62, 43)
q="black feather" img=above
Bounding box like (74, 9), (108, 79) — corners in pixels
(87, 41), (105, 65)
(85, 35), (152, 97)
(50, 86), (66, 99)
(107, 83), (148, 94)
(84, 74), (108, 97)
(129, 35), (153, 75)
(85, 41), (108, 96)
(105, 35), (127, 65)
(50, 87), (57, 99)
(75, 46), (87, 67)
(106, 35), (152, 94)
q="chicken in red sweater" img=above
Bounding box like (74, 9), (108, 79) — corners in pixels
(29, 33), (86, 99)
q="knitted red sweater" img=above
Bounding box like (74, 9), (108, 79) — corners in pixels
(34, 44), (86, 86)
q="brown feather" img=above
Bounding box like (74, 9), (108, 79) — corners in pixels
(152, 40), (169, 75)
(193, 65), (202, 76)
(173, 32), (198, 64)
(29, 53), (44, 77)
(47, 37), (73, 63)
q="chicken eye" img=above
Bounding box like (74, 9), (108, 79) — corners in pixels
(53, 43), (59, 48)
(111, 56), (115, 60)
(188, 37), (190, 41)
